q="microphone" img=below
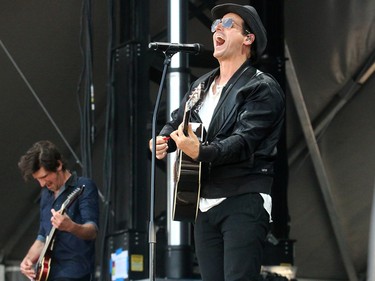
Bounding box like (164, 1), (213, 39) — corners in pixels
(148, 42), (203, 55)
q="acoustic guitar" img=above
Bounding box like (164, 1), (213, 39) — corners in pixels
(34, 185), (84, 281)
(173, 83), (205, 222)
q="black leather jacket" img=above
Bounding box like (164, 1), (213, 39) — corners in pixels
(160, 60), (285, 198)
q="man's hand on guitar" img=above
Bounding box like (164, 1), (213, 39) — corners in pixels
(149, 136), (169, 160)
(20, 256), (36, 280)
(51, 209), (72, 232)
(171, 123), (200, 160)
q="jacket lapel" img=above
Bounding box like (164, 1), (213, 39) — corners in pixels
(207, 64), (256, 141)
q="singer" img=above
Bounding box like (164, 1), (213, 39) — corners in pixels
(149, 3), (285, 281)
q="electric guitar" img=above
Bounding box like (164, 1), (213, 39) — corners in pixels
(34, 185), (85, 281)
(173, 83), (205, 222)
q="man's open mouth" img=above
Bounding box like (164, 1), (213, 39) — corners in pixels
(215, 34), (225, 47)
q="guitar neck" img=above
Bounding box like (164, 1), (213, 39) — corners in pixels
(36, 226), (57, 265)
(182, 82), (203, 136)
(182, 108), (192, 136)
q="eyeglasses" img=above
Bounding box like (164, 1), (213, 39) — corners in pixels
(211, 17), (249, 34)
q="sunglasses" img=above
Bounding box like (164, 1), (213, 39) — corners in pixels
(211, 17), (249, 34)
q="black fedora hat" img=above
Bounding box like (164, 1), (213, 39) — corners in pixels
(211, 3), (267, 61)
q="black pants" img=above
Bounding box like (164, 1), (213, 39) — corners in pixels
(194, 193), (270, 281)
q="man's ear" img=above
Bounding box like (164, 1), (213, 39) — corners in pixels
(57, 160), (63, 171)
(244, 34), (255, 46)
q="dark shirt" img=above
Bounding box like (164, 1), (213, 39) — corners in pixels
(37, 172), (99, 279)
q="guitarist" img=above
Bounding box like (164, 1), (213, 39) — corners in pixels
(149, 4), (285, 281)
(18, 140), (99, 281)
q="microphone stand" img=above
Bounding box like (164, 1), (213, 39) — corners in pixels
(149, 50), (177, 281)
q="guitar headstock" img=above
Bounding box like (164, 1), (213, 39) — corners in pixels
(60, 185), (85, 211)
(186, 82), (204, 111)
